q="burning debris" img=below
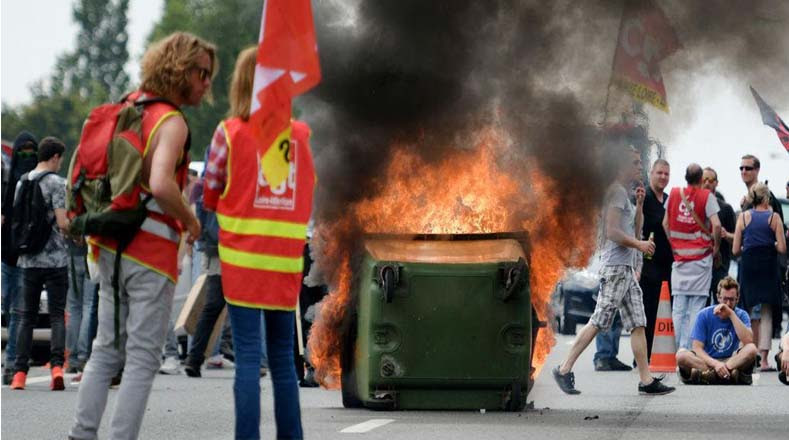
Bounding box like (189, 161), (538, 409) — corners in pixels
(300, 0), (789, 388)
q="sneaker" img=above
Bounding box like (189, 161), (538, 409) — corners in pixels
(608, 358), (633, 371)
(159, 356), (181, 375)
(10, 371), (26, 390)
(184, 363), (202, 378)
(552, 366), (581, 395)
(206, 354), (234, 369)
(678, 367), (694, 384)
(70, 373), (83, 385)
(638, 378), (675, 395)
(2, 368), (13, 386)
(51, 366), (65, 391)
(593, 359), (612, 371)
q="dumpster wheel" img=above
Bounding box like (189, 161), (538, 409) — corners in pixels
(505, 382), (526, 412)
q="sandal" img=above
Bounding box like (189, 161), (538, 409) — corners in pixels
(759, 366), (777, 372)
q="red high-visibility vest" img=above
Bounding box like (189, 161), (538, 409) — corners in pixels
(666, 186), (713, 262)
(216, 118), (315, 310)
(90, 90), (188, 282)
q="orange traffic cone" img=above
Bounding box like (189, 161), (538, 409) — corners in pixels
(649, 281), (677, 373)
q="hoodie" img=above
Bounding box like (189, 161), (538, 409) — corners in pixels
(1, 131), (39, 266)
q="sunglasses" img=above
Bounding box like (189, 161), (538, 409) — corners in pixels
(739, 166), (754, 171)
(194, 67), (212, 81)
(703, 177), (716, 182)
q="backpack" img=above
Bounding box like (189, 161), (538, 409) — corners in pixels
(66, 94), (187, 246)
(11, 171), (55, 255)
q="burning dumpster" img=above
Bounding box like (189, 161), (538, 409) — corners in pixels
(340, 232), (544, 411)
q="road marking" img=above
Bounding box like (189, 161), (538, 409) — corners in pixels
(340, 419), (395, 433)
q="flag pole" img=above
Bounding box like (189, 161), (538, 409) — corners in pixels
(602, 0), (627, 124)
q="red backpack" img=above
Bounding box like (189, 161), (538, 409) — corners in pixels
(66, 94), (188, 247)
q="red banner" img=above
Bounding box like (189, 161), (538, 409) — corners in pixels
(611, 0), (680, 112)
(251, 0), (321, 189)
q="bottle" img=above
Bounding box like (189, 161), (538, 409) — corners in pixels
(644, 232), (655, 260)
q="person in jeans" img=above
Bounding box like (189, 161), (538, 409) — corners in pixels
(553, 146), (674, 396)
(9, 137), (70, 391)
(663, 164), (721, 351)
(66, 241), (97, 373)
(1, 131), (39, 385)
(203, 46), (315, 439)
(69, 32), (215, 440)
(732, 182), (786, 371)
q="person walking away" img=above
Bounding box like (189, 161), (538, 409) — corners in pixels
(701, 167), (736, 302)
(203, 46), (315, 439)
(732, 182), (786, 371)
(638, 158), (672, 363)
(69, 32), (215, 440)
(8, 137), (70, 391)
(663, 164), (721, 351)
(552, 146), (673, 395)
(1, 131), (38, 385)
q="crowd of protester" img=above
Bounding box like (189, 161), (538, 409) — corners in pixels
(1, 30), (787, 440)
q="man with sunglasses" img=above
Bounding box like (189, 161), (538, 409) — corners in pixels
(676, 276), (757, 384)
(739, 155), (784, 224)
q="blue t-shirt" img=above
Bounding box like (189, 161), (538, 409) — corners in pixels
(690, 305), (751, 359)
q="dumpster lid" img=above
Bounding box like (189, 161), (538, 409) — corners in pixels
(364, 237), (526, 264)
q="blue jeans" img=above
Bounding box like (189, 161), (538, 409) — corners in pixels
(2, 262), (21, 368)
(594, 312), (622, 363)
(672, 294), (707, 350)
(228, 305), (302, 440)
(66, 256), (97, 367)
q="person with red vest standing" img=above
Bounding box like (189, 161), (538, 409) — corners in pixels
(203, 46), (315, 439)
(70, 32), (216, 440)
(662, 163), (721, 351)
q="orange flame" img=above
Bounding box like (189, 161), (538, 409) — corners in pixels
(308, 127), (595, 387)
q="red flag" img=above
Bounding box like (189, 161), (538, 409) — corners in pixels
(610, 0), (680, 112)
(749, 86), (789, 154)
(251, 0), (321, 189)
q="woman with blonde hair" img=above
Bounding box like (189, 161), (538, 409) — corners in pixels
(203, 46), (314, 439)
(733, 182), (787, 371)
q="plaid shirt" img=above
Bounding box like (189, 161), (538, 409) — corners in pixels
(202, 123), (228, 210)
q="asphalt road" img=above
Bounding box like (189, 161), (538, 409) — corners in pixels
(2, 332), (787, 440)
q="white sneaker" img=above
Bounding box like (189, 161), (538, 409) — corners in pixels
(159, 356), (181, 375)
(206, 354), (234, 369)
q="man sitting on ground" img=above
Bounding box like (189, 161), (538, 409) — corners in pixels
(676, 276), (757, 385)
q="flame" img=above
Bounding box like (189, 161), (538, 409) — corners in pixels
(308, 126), (595, 387)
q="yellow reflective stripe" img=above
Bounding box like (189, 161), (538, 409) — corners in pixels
(216, 213), (307, 239)
(220, 120), (232, 200)
(219, 244), (303, 273)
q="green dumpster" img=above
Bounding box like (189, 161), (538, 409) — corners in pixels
(341, 233), (543, 411)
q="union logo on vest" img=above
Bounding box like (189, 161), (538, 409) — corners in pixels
(254, 140), (298, 211)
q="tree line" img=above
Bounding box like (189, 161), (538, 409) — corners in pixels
(1, 0), (262, 167)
